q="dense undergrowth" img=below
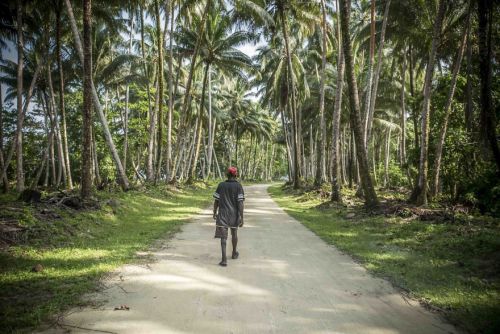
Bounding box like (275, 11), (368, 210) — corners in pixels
(0, 184), (213, 332)
(269, 184), (500, 334)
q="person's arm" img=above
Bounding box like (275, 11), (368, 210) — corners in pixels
(213, 200), (219, 220)
(213, 184), (221, 220)
(237, 184), (245, 226)
(238, 201), (244, 227)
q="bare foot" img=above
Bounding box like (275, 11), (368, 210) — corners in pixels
(219, 260), (227, 267)
(232, 251), (239, 259)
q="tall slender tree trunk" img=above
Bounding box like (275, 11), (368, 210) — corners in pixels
(383, 128), (391, 187)
(315, 0), (328, 186)
(139, 4), (155, 181)
(176, 0), (211, 163)
(279, 8), (301, 189)
(16, 1), (24, 192)
(123, 9), (134, 173)
(188, 63), (209, 182)
(0, 67), (8, 192)
(206, 68), (213, 179)
(1, 63), (41, 186)
(400, 46), (407, 168)
(47, 60), (67, 187)
(431, 22), (468, 196)
(65, 0), (130, 191)
(81, 0), (93, 198)
(166, 0), (175, 182)
(362, 0), (376, 147)
(331, 0), (345, 202)
(409, 44), (419, 151)
(465, 10), (473, 133)
(410, 0), (447, 205)
(365, 0), (391, 144)
(56, 7), (73, 189)
(154, 0), (164, 181)
(339, 0), (379, 207)
(478, 0), (500, 174)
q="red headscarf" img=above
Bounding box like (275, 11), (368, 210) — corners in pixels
(227, 166), (238, 177)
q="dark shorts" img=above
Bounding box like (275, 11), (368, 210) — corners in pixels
(214, 226), (237, 239)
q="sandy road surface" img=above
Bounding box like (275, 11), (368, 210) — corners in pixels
(40, 184), (457, 334)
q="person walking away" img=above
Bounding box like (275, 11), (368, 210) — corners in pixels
(213, 167), (245, 266)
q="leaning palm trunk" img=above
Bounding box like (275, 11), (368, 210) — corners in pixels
(362, 0), (376, 147)
(365, 0), (391, 144)
(339, 0), (379, 207)
(175, 0), (211, 173)
(188, 63), (209, 182)
(410, 0), (446, 205)
(432, 19), (468, 196)
(65, 0), (130, 191)
(1, 63), (42, 186)
(315, 0), (328, 186)
(331, 0), (345, 202)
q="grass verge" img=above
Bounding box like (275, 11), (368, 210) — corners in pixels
(268, 184), (500, 334)
(0, 185), (213, 332)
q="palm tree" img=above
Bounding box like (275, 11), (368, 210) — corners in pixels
(409, 0), (446, 205)
(175, 10), (253, 181)
(64, 0), (130, 191)
(431, 16), (468, 196)
(339, 0), (379, 207)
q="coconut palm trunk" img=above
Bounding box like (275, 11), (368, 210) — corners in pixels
(56, 6), (73, 189)
(431, 22), (468, 196)
(16, 1), (24, 192)
(339, 0), (379, 207)
(410, 0), (446, 205)
(166, 0), (175, 182)
(188, 63), (210, 182)
(362, 0), (376, 147)
(47, 59), (67, 187)
(64, 0), (130, 191)
(123, 9), (134, 173)
(365, 0), (391, 144)
(176, 0), (211, 165)
(1, 63), (42, 187)
(478, 0), (500, 174)
(331, 0), (345, 202)
(315, 0), (328, 186)
(279, 8), (301, 189)
(154, 0), (164, 181)
(81, 0), (93, 198)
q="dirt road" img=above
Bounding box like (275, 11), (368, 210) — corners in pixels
(41, 184), (457, 334)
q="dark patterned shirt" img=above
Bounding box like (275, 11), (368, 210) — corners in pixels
(213, 180), (245, 228)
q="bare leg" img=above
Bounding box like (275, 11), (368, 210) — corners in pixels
(220, 237), (227, 266)
(231, 228), (239, 259)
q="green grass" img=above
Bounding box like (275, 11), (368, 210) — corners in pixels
(268, 184), (500, 334)
(0, 185), (213, 332)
